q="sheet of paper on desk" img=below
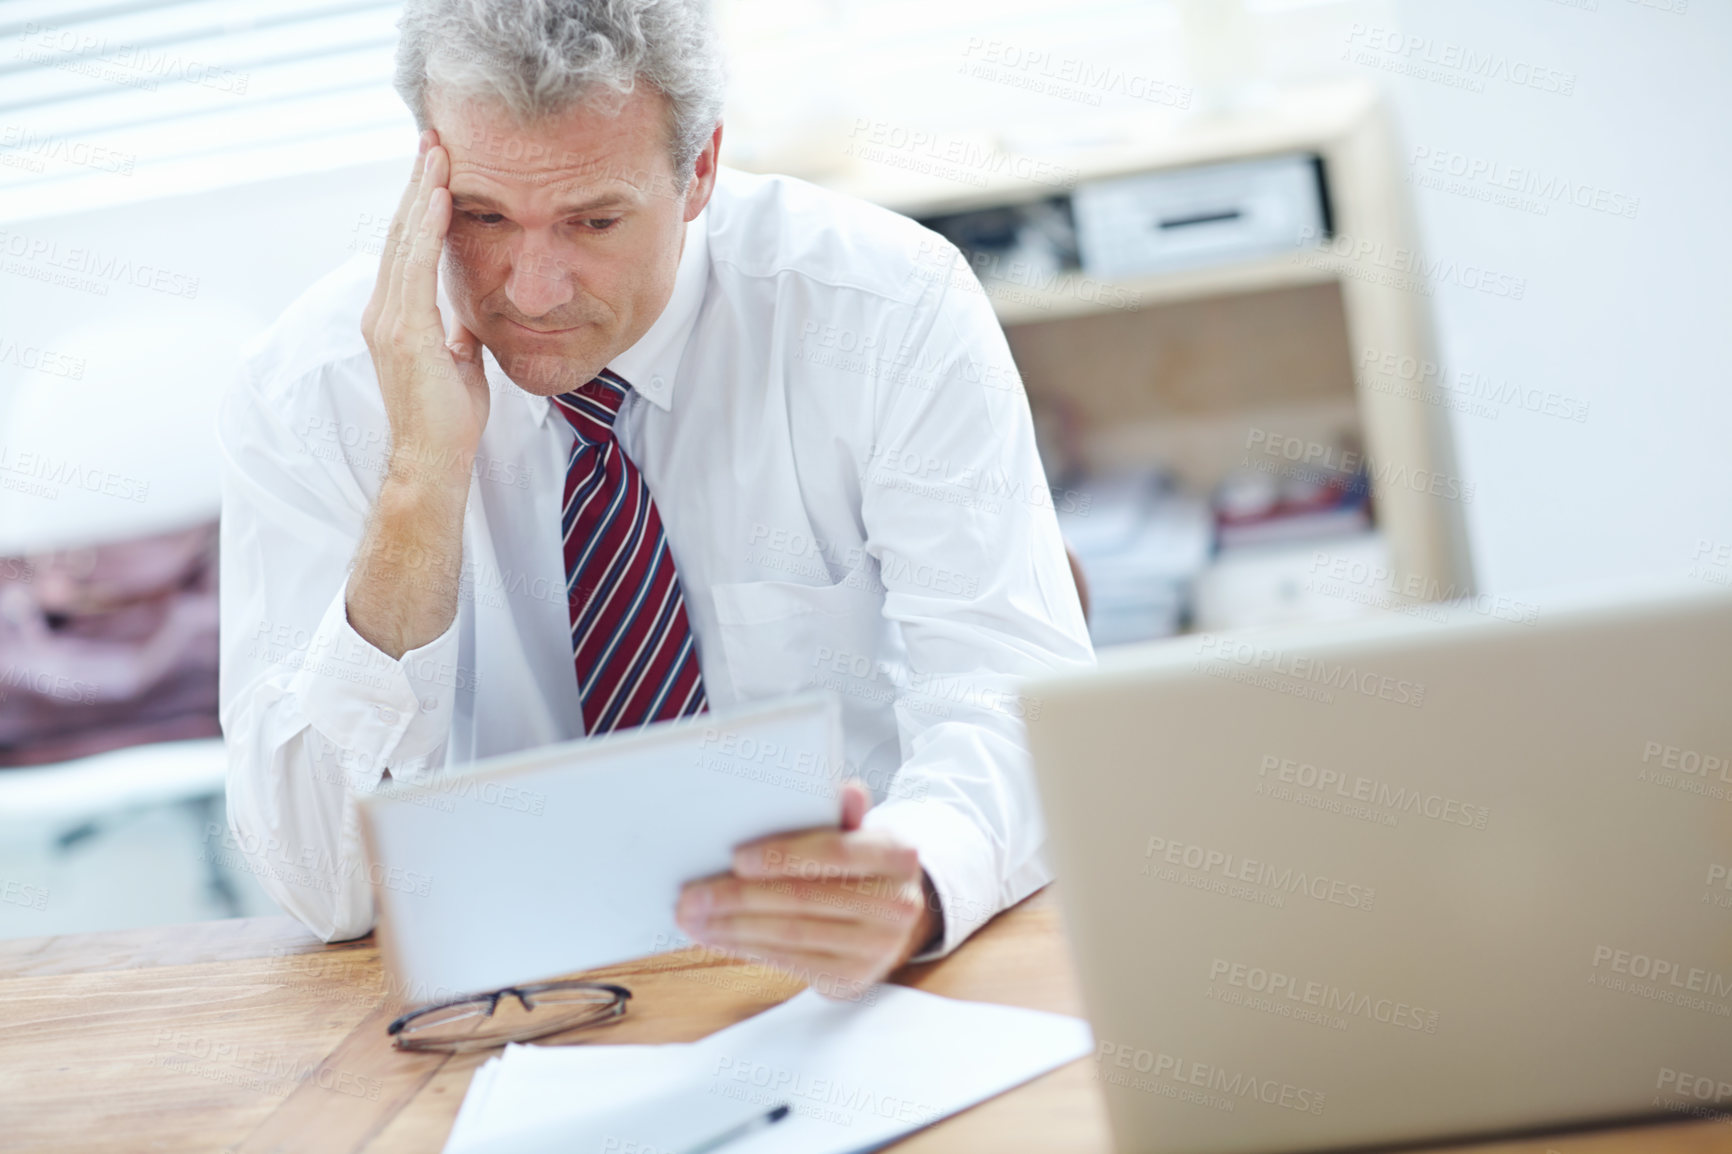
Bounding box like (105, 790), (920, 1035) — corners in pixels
(446, 1044), (757, 1154)
(442, 985), (1095, 1154)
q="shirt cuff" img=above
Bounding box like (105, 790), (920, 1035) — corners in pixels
(289, 584), (461, 786)
(862, 796), (1000, 961)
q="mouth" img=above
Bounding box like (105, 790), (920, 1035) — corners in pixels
(505, 318), (582, 336)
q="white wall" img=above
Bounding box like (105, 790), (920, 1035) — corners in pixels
(1379, 0), (1732, 591)
(0, 158), (406, 553)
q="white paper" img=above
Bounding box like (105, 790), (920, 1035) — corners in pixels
(443, 986), (1094, 1154)
(445, 1044), (771, 1154)
(443, 1056), (500, 1151)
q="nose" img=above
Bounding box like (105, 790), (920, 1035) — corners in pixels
(503, 235), (576, 319)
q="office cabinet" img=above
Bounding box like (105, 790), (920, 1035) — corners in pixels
(820, 81), (1474, 632)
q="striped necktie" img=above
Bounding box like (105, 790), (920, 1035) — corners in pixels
(551, 369), (707, 734)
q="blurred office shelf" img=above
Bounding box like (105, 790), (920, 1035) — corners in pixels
(1192, 530), (1390, 633)
(1058, 471), (1212, 648)
(827, 80), (1476, 637)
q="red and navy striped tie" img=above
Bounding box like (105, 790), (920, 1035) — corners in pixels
(551, 369), (707, 734)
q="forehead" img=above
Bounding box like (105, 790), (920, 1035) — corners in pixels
(430, 86), (677, 205)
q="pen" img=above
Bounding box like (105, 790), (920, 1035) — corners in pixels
(675, 1103), (791, 1154)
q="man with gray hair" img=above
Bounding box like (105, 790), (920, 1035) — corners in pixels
(219, 0), (1092, 992)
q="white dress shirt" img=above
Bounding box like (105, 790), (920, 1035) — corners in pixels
(218, 164), (1094, 959)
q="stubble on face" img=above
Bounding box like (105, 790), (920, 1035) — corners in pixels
(429, 86), (690, 398)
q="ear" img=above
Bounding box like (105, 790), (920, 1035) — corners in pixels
(682, 119), (723, 223)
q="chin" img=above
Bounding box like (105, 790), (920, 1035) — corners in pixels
(491, 338), (599, 397)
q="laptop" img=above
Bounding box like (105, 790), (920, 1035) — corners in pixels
(1023, 579), (1732, 1153)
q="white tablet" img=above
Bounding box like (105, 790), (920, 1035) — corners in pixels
(358, 692), (844, 998)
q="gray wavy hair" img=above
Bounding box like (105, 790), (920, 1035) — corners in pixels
(393, 0), (726, 185)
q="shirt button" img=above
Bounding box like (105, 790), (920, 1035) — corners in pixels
(420, 696), (439, 713)
(377, 706), (399, 724)
(649, 375), (666, 393)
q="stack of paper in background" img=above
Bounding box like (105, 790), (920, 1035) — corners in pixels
(1192, 446), (1385, 632)
(443, 985), (1093, 1154)
(1058, 470), (1213, 648)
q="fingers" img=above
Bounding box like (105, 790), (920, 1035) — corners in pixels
(679, 872), (919, 928)
(719, 945), (881, 1001)
(733, 827), (920, 882)
(697, 923), (910, 992)
(370, 130), (434, 313)
(675, 872), (926, 990)
(376, 148), (432, 341)
(695, 911), (909, 960)
(386, 145), (445, 334)
(675, 865), (933, 993)
(839, 779), (871, 831)
(401, 148), (451, 327)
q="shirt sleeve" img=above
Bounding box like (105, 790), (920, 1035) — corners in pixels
(217, 355), (463, 943)
(858, 238), (1096, 960)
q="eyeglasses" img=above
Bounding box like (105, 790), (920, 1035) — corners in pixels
(386, 980), (632, 1053)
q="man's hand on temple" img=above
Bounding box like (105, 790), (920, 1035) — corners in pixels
(676, 781), (942, 996)
(360, 128), (491, 486)
(346, 129), (489, 660)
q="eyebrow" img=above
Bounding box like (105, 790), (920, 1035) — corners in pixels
(448, 190), (631, 217)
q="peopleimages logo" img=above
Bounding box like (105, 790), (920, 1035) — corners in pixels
(1245, 427), (1475, 503)
(710, 1055), (940, 1127)
(1144, 836), (1376, 911)
(697, 727), (844, 780)
(1642, 741), (1732, 783)
(1706, 864), (1732, 910)
(1208, 958), (1440, 1033)
(1257, 755), (1490, 830)
(0, 228), (200, 298)
(1357, 347), (1591, 424)
(1592, 946), (1732, 994)
(1656, 1066), (1731, 1110)
(0, 444), (151, 504)
(1194, 634), (1426, 709)
(0, 664), (98, 704)
(1406, 146), (1640, 220)
(1294, 224), (1526, 301)
(1341, 24), (1576, 97)
(1590, 946), (1732, 1016)
(0, 878), (49, 911)
(1094, 1041), (1326, 1115)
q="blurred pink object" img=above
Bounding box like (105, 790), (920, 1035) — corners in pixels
(0, 522), (220, 767)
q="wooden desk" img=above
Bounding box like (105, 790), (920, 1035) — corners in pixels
(0, 890), (1726, 1153)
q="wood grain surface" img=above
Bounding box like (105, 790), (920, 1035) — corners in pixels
(0, 890), (1726, 1153)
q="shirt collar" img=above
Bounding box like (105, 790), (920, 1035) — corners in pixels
(482, 206), (710, 428)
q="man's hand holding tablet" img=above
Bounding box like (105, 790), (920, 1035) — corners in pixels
(677, 781), (942, 995)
